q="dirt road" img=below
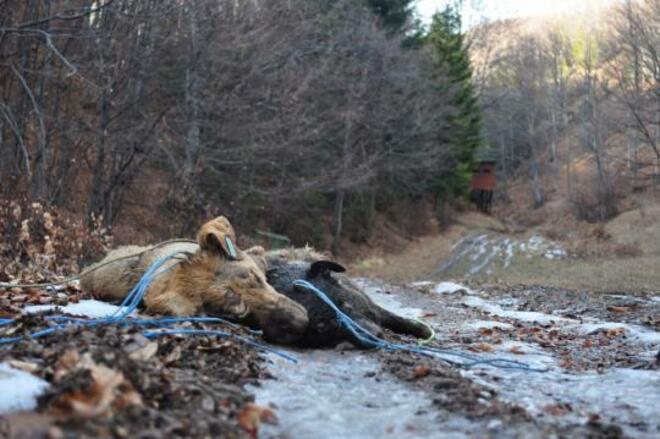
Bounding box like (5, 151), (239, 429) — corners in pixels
(254, 279), (659, 438)
(0, 271), (657, 438)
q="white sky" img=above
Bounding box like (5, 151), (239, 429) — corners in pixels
(416, 0), (620, 25)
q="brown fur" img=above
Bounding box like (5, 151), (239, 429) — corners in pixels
(80, 217), (309, 344)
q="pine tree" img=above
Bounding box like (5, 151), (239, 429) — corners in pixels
(427, 7), (484, 199)
(365, 0), (414, 32)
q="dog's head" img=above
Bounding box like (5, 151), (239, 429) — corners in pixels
(197, 217), (309, 345)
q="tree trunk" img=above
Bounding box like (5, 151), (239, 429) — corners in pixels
(88, 91), (109, 226)
(331, 189), (345, 256)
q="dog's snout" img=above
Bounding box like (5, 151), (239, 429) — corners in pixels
(261, 297), (309, 345)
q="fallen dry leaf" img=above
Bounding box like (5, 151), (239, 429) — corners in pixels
(605, 327), (626, 338)
(412, 365), (431, 379)
(468, 343), (493, 353)
(238, 403), (278, 439)
(607, 306), (629, 313)
(508, 345), (524, 355)
(543, 403), (572, 416)
(54, 350), (80, 382)
(50, 353), (142, 419)
(560, 357), (573, 369)
(128, 342), (158, 362)
(163, 345), (182, 365)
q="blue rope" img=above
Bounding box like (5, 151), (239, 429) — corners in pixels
(293, 280), (548, 372)
(0, 255), (295, 363)
(143, 329), (298, 363)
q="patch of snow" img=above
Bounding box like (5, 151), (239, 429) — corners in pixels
(527, 235), (545, 251)
(450, 235), (468, 250)
(441, 233), (567, 277)
(23, 299), (135, 319)
(410, 281), (433, 287)
(252, 351), (448, 439)
(469, 246), (499, 275)
(353, 279), (422, 319)
(569, 322), (660, 345)
(469, 365), (660, 437)
(503, 239), (515, 268)
(471, 235), (489, 262)
(651, 296), (660, 303)
(462, 296), (576, 325)
(465, 320), (515, 331)
(433, 282), (472, 295)
(0, 363), (49, 413)
(544, 248), (567, 260)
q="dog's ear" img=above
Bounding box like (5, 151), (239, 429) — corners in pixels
(308, 260), (346, 278)
(197, 216), (240, 260)
(245, 245), (267, 273)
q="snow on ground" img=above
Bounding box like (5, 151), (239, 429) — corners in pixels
(252, 350), (448, 439)
(466, 363), (660, 436)
(409, 281), (434, 288)
(353, 278), (422, 319)
(569, 321), (660, 346)
(433, 282), (473, 295)
(23, 300), (134, 318)
(439, 282), (660, 436)
(437, 233), (567, 277)
(0, 364), (49, 413)
(256, 279), (660, 438)
(464, 320), (515, 331)
(462, 295), (577, 325)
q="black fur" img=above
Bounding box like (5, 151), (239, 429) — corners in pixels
(266, 258), (432, 348)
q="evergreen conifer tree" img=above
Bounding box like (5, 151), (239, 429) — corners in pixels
(427, 6), (484, 199)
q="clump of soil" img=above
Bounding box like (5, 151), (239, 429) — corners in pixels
(378, 351), (626, 438)
(379, 350), (526, 419)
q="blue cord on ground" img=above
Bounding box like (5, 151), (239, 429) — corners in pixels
(0, 255), (296, 363)
(0, 256), (548, 372)
(293, 279), (549, 372)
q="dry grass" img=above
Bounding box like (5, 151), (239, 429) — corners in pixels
(481, 253), (660, 293)
(348, 212), (507, 283)
(353, 203), (660, 293)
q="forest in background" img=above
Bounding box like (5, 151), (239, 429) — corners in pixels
(473, 0), (659, 223)
(0, 0), (482, 257)
(2, 0), (658, 266)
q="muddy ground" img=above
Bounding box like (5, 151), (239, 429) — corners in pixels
(254, 280), (658, 438)
(0, 279), (658, 438)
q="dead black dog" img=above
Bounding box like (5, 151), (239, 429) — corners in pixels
(265, 256), (432, 348)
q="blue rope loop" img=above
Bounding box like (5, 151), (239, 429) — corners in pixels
(0, 255), (296, 363)
(1, 254), (546, 372)
(292, 279), (549, 372)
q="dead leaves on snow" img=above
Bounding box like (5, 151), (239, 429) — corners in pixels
(49, 350), (143, 419)
(412, 365), (432, 379)
(238, 403), (278, 438)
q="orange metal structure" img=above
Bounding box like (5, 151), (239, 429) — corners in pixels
(470, 162), (496, 192)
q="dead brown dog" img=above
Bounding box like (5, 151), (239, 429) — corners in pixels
(80, 216), (309, 344)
